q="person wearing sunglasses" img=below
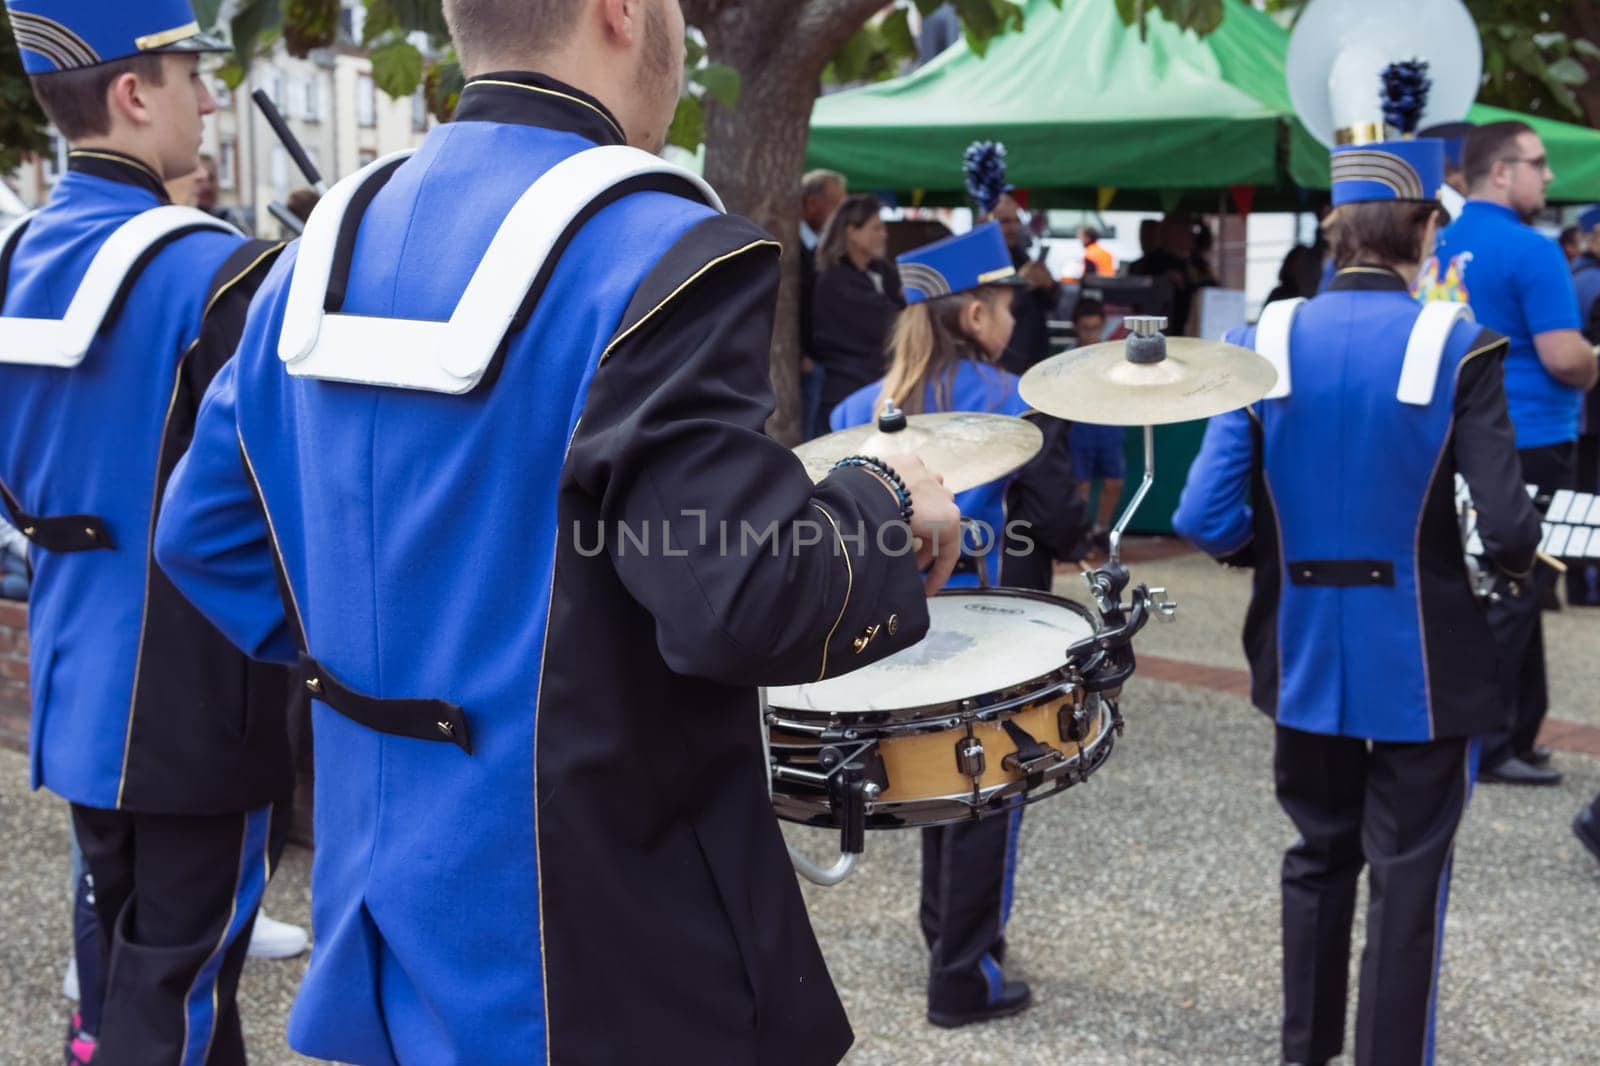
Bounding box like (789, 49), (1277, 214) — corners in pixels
(1419, 120), (1599, 788)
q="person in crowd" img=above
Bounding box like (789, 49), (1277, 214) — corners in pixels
(832, 220), (1087, 1030)
(1129, 214), (1197, 333)
(1064, 299), (1125, 552)
(1569, 205), (1600, 606)
(1176, 131), (1541, 1066)
(812, 192), (904, 419)
(1267, 245), (1325, 304)
(190, 151), (253, 233)
(153, 0), (961, 1059)
(0, 1), (296, 1062)
(1560, 224), (1582, 266)
(799, 168), (847, 439)
(1078, 224), (1115, 279)
(1421, 120), (1598, 786)
(990, 191), (1059, 374)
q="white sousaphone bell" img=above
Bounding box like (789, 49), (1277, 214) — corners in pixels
(1286, 0), (1482, 148)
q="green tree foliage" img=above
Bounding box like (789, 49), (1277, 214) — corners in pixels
(1118, 0), (1599, 122)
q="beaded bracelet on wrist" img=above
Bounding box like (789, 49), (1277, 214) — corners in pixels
(833, 455), (914, 522)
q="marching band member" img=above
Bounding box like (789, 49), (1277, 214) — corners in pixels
(1174, 128), (1540, 1064)
(154, 0), (957, 1061)
(0, 2), (295, 1062)
(832, 221), (1087, 1028)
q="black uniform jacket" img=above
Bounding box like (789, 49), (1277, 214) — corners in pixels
(550, 217), (931, 1062)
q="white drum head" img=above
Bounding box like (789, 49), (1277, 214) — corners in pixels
(768, 590), (1093, 714)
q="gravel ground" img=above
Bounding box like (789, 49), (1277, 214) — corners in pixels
(2, 563), (1597, 1064)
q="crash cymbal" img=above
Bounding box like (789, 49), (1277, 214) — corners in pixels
(1019, 317), (1278, 426)
(794, 410), (1043, 494)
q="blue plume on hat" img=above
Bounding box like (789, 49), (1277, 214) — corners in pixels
(963, 141), (1012, 215)
(1380, 60), (1431, 136)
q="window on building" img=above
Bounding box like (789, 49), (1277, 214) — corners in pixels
(270, 72), (285, 111)
(358, 148), (377, 168)
(303, 78), (321, 122)
(411, 90), (427, 133)
(218, 137), (237, 190)
(271, 147), (288, 192)
(357, 73), (376, 128)
(212, 77), (233, 108)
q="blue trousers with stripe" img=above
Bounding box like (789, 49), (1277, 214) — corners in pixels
(1273, 725), (1477, 1066)
(919, 800), (1023, 1012)
(71, 801), (288, 1066)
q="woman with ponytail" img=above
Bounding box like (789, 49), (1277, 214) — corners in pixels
(830, 221), (1088, 1029)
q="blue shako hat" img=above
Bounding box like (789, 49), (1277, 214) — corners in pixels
(4, 0), (227, 75)
(896, 221), (1023, 305)
(1330, 139), (1447, 206)
(1579, 205), (1600, 234)
(1330, 64), (1445, 207)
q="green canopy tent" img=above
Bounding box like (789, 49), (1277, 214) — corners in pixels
(807, 0), (1600, 206)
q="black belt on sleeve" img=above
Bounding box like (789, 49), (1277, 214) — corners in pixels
(296, 655), (472, 754)
(0, 478), (112, 552)
(1287, 559), (1395, 587)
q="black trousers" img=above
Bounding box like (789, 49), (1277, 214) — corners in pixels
(919, 800), (1023, 1011)
(1274, 725), (1475, 1066)
(1482, 441), (1573, 766)
(71, 802), (289, 1066)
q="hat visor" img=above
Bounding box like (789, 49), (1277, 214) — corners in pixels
(148, 29), (231, 55)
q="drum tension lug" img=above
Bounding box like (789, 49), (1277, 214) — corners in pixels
(827, 761), (874, 856)
(955, 735), (986, 778)
(1058, 700), (1088, 743)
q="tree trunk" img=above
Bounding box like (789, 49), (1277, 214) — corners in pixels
(691, 0), (886, 445)
(1561, 2), (1600, 128)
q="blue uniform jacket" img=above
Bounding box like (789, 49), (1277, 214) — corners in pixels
(1174, 269), (1540, 741)
(0, 152), (291, 813)
(155, 74), (928, 1066)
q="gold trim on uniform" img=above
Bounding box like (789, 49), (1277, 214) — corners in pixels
(598, 239), (781, 366)
(69, 149), (165, 187)
(1335, 122), (1384, 146)
(811, 503), (855, 681)
(135, 21), (200, 50)
(471, 79), (628, 144)
(977, 265), (1017, 284)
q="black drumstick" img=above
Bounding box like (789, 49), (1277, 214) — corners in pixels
(251, 89), (328, 195)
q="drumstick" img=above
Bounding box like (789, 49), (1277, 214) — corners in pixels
(1538, 550), (1569, 574)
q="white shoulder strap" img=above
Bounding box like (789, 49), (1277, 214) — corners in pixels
(1398, 301), (1474, 406)
(279, 145), (725, 395)
(1254, 297), (1304, 400)
(0, 206), (238, 369)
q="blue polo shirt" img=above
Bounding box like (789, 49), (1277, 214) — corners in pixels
(1423, 200), (1582, 447)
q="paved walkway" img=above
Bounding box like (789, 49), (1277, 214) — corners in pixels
(2, 551), (1597, 1063)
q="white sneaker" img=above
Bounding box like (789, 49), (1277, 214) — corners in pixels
(247, 912), (309, 959)
(62, 956), (79, 1001)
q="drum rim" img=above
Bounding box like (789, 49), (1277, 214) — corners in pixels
(767, 587), (1098, 725)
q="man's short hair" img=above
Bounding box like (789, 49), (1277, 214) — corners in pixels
(801, 169), (844, 202)
(443, 0), (584, 71)
(29, 55), (166, 141)
(1462, 120), (1536, 190)
(1072, 297), (1105, 323)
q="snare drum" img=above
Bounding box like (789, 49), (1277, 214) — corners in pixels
(766, 588), (1121, 831)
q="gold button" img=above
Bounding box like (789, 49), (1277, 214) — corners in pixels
(887, 613), (899, 636)
(1370, 570), (1381, 580)
(305, 677), (323, 695)
(22, 526), (35, 537)
(1300, 569), (1312, 579)
(437, 720), (455, 737)
(84, 527), (97, 540)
